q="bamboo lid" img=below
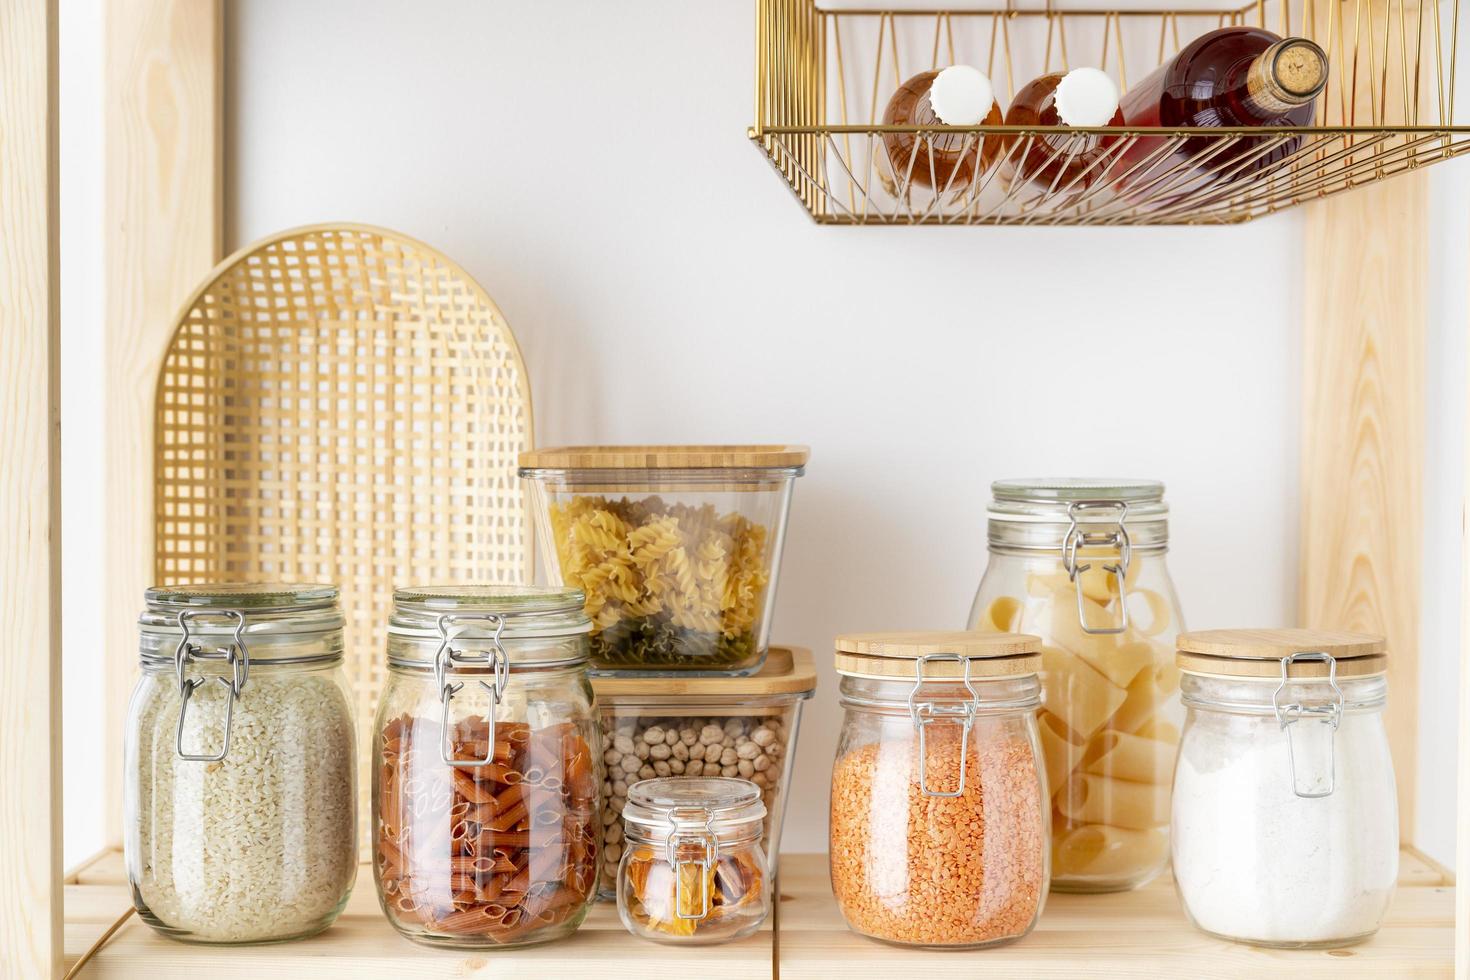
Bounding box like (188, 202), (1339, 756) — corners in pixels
(519, 445), (809, 470)
(1176, 628), (1387, 678)
(834, 631), (1042, 679)
(592, 646), (816, 697)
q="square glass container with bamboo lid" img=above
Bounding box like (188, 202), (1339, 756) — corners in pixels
(518, 445), (809, 676)
(591, 644), (816, 897)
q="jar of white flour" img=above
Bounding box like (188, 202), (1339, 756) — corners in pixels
(1171, 628), (1397, 948)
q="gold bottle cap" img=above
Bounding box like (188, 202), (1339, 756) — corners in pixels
(1249, 37), (1329, 111)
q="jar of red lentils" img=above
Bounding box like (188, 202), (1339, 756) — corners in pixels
(829, 631), (1049, 949)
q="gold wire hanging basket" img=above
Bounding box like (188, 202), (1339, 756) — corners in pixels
(750, 0), (1469, 224)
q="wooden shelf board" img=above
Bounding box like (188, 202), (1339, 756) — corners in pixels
(65, 850), (1454, 977)
(64, 850), (770, 979)
(776, 852), (1454, 979)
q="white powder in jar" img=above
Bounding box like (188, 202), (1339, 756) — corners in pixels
(1171, 710), (1397, 946)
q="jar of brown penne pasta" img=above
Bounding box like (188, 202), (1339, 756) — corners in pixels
(967, 479), (1185, 893)
(373, 585), (602, 949)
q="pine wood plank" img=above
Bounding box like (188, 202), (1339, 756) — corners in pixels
(64, 850), (1450, 977)
(1298, 0), (1431, 850)
(1458, 245), (1470, 980)
(0, 1), (62, 976)
(64, 864), (771, 979)
(1300, 175), (1427, 845)
(776, 853), (1453, 978)
(101, 0), (222, 848)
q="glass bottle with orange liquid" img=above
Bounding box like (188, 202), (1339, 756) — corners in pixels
(1000, 67), (1123, 200)
(882, 65), (1002, 193)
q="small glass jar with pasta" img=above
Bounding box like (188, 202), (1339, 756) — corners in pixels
(967, 479), (1185, 893)
(372, 586), (602, 949)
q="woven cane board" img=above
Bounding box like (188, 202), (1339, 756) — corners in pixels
(152, 224), (534, 841)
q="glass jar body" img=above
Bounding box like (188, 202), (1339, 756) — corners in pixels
(828, 675), (1048, 948)
(1173, 672), (1398, 947)
(124, 658), (357, 944)
(595, 691), (808, 896)
(969, 547), (1184, 892)
(372, 656), (603, 948)
(521, 466), (801, 675)
(617, 832), (769, 944)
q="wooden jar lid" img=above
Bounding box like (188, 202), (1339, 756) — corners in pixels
(519, 445), (809, 470)
(592, 646), (816, 697)
(1176, 628), (1387, 678)
(834, 631), (1042, 679)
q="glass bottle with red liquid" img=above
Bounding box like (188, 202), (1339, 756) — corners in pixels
(882, 65), (1002, 193)
(1115, 27), (1328, 192)
(1000, 67), (1124, 200)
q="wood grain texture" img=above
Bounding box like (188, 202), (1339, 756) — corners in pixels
(1458, 255), (1470, 980)
(1300, 175), (1426, 844)
(519, 445), (810, 470)
(0, 0), (61, 976)
(591, 646), (817, 697)
(1177, 628), (1386, 659)
(64, 852), (771, 978)
(102, 0), (221, 847)
(777, 853), (1452, 978)
(1299, 0), (1431, 850)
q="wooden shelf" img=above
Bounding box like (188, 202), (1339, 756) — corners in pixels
(64, 850), (771, 979)
(776, 852), (1454, 978)
(65, 849), (1454, 977)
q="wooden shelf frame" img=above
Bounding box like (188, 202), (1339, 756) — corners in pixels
(0, 0), (1459, 976)
(58, 849), (1455, 977)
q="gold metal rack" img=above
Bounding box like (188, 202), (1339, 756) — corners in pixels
(751, 0), (1470, 224)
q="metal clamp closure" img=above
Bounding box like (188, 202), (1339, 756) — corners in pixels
(1272, 651), (1344, 799)
(435, 614), (511, 766)
(666, 809), (720, 920)
(173, 609), (249, 762)
(907, 653), (981, 798)
(1062, 500), (1132, 636)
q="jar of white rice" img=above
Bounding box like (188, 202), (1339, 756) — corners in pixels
(125, 583), (357, 944)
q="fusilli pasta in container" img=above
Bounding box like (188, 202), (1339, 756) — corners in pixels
(518, 446), (807, 674)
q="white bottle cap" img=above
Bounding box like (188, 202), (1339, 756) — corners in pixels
(1053, 67), (1120, 127)
(928, 65), (996, 125)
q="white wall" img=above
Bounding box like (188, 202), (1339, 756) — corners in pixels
(223, 0), (1299, 856)
(58, 0), (1465, 867)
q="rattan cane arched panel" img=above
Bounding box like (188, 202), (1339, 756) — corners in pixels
(153, 223), (534, 826)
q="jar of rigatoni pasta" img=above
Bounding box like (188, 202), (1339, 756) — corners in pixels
(967, 479), (1185, 893)
(373, 586), (602, 949)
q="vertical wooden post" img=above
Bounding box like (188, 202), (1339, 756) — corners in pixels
(0, 0), (62, 975)
(1457, 252), (1470, 980)
(102, 0), (222, 843)
(1299, 177), (1426, 844)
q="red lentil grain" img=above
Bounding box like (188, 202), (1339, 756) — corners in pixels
(829, 725), (1046, 947)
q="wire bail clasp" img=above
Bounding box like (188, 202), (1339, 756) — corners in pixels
(173, 609), (249, 762)
(435, 613), (511, 766)
(907, 653), (981, 798)
(666, 808), (720, 920)
(1272, 651), (1344, 799)
(1062, 500), (1133, 636)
